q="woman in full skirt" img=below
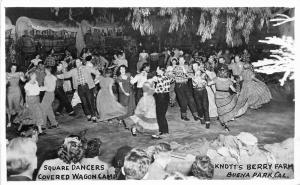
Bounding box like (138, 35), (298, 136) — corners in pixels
(208, 67), (246, 131)
(235, 64), (272, 115)
(96, 71), (127, 122)
(129, 81), (159, 136)
(6, 64), (26, 127)
(116, 65), (136, 129)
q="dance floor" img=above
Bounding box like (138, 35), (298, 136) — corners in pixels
(6, 98), (295, 174)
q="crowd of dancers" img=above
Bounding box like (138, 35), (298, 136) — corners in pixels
(6, 47), (272, 139)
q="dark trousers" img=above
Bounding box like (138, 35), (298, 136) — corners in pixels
(154, 93), (169, 134)
(135, 88), (143, 105)
(233, 75), (242, 92)
(39, 91), (45, 103)
(77, 84), (96, 117)
(175, 82), (198, 117)
(55, 86), (74, 114)
(193, 88), (210, 121)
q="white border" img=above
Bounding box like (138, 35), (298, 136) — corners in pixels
(1, 1), (299, 185)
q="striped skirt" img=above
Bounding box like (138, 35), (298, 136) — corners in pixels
(215, 91), (238, 123)
(236, 80), (272, 111)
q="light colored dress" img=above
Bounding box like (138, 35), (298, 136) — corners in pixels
(61, 61), (73, 92)
(96, 76), (127, 121)
(24, 81), (44, 126)
(130, 82), (159, 133)
(205, 71), (218, 118)
(6, 72), (23, 115)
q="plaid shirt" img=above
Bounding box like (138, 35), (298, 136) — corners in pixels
(44, 55), (56, 67)
(192, 72), (207, 90)
(77, 67), (87, 85)
(173, 65), (189, 83)
(154, 75), (172, 93)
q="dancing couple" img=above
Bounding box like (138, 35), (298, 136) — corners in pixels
(129, 66), (172, 139)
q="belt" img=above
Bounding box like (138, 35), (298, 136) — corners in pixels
(216, 89), (230, 92)
(194, 87), (206, 91)
(78, 83), (88, 86)
(176, 81), (188, 84)
(156, 91), (169, 94)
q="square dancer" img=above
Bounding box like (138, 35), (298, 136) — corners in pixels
(57, 59), (100, 122)
(152, 67), (172, 138)
(191, 62), (210, 128)
(130, 63), (150, 104)
(173, 57), (200, 121)
(40, 66), (59, 128)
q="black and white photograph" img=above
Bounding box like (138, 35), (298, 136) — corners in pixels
(1, 0), (299, 183)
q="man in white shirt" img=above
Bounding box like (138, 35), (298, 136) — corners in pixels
(130, 63), (150, 104)
(40, 66), (58, 128)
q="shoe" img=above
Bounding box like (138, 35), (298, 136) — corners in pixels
(193, 115), (200, 121)
(121, 120), (129, 130)
(87, 116), (92, 121)
(68, 111), (75, 116)
(159, 133), (169, 138)
(205, 121), (210, 129)
(181, 117), (190, 121)
(200, 118), (205, 125)
(51, 124), (59, 129)
(224, 125), (230, 132)
(131, 127), (137, 136)
(38, 132), (47, 136)
(92, 117), (97, 123)
(151, 135), (162, 140)
(55, 112), (61, 116)
(17, 124), (23, 132)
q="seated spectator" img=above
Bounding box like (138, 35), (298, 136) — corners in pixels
(191, 155), (214, 179)
(112, 145), (133, 180)
(36, 135), (93, 181)
(81, 138), (116, 180)
(164, 172), (187, 180)
(145, 143), (172, 180)
(123, 148), (151, 180)
(7, 137), (38, 181)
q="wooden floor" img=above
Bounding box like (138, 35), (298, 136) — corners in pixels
(6, 99), (295, 178)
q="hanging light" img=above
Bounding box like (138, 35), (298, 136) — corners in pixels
(69, 8), (73, 20)
(91, 8), (94, 15)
